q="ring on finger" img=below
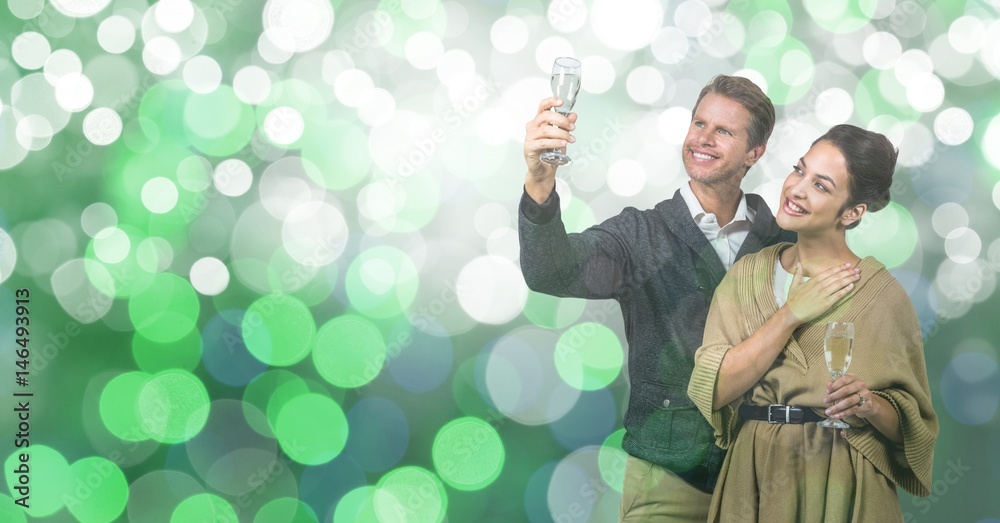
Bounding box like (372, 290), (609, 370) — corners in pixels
(857, 392), (866, 406)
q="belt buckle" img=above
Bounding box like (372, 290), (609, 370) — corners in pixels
(767, 404), (790, 424)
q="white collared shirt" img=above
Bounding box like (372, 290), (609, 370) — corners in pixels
(679, 181), (756, 270)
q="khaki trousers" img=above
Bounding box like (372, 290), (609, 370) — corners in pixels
(619, 455), (713, 522)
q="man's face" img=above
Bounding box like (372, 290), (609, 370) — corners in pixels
(682, 93), (761, 186)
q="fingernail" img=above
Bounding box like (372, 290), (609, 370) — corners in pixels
(848, 283), (854, 288)
(570, 124), (576, 130)
(568, 136), (575, 143)
(825, 409), (831, 415)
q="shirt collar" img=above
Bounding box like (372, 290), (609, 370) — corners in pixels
(679, 181), (752, 226)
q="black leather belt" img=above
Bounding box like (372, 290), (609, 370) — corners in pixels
(738, 404), (824, 424)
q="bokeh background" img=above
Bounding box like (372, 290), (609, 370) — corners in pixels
(0, 0), (998, 521)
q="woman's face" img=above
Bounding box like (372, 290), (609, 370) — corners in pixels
(776, 139), (857, 233)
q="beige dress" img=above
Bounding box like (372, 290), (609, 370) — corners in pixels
(688, 244), (937, 522)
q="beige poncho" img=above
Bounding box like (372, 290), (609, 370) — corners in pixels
(688, 244), (937, 522)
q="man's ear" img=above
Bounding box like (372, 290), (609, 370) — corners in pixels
(841, 203), (867, 228)
(745, 144), (765, 167)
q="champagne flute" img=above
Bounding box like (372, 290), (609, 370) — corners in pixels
(540, 57), (582, 166)
(818, 321), (854, 429)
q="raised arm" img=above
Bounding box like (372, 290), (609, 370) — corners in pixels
(523, 96), (577, 204)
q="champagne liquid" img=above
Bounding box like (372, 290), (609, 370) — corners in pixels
(551, 72), (581, 115)
(824, 336), (853, 377)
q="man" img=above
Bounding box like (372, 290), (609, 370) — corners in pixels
(518, 75), (795, 522)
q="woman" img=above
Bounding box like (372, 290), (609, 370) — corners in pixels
(687, 124), (937, 521)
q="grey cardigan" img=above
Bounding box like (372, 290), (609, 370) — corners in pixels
(518, 187), (794, 493)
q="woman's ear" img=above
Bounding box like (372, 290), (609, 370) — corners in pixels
(840, 202), (867, 228)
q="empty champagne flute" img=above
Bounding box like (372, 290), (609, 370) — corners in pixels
(540, 56), (582, 166)
(818, 321), (855, 429)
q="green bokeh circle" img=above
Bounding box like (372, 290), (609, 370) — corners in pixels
(183, 85), (256, 156)
(99, 371), (152, 442)
(242, 294), (316, 366)
(0, 494), (27, 523)
(847, 202), (919, 269)
(374, 466), (448, 523)
(344, 246), (420, 319)
(128, 272), (200, 343)
(313, 315), (387, 388)
(170, 493), (238, 523)
(243, 370), (307, 437)
(138, 369), (211, 444)
(274, 393), (348, 465)
(333, 486), (379, 523)
(4, 445), (73, 518)
(522, 290), (586, 329)
(598, 429), (629, 493)
(65, 457), (129, 523)
(300, 121), (371, 191)
(744, 37), (815, 105)
(254, 497), (320, 523)
(803, 0), (873, 33)
(554, 322), (624, 391)
(432, 417), (505, 491)
(853, 69), (920, 124)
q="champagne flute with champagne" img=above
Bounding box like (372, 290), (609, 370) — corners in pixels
(818, 321), (854, 429)
(540, 57), (582, 166)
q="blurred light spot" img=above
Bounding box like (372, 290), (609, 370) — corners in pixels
(43, 49), (82, 85)
(143, 36), (182, 75)
(83, 107), (123, 145)
(945, 227), (982, 264)
(579, 55), (614, 94)
(51, 258), (114, 323)
(896, 122), (935, 169)
(182, 55), (221, 94)
(387, 323), (454, 393)
(547, 446), (618, 522)
(171, 493), (236, 523)
(15, 114), (53, 150)
(863, 31), (901, 69)
(275, 393), (348, 465)
(815, 87), (853, 125)
(780, 49), (814, 86)
(607, 159), (646, 197)
(334, 68), (374, 107)
(982, 114), (1000, 170)
(100, 371), (152, 441)
(405, 32), (443, 70)
(437, 49), (476, 86)
(214, 158), (253, 196)
(254, 498), (320, 523)
(994, 182), (1000, 210)
(333, 486), (378, 523)
(626, 65), (664, 105)
(357, 87), (396, 126)
(0, 229), (15, 284)
(259, 30), (294, 64)
(12, 32), (50, 70)
(847, 202), (918, 268)
(548, 0), (587, 32)
(156, 0), (195, 33)
(185, 85), (256, 156)
(345, 397), (410, 473)
(522, 290), (586, 329)
(931, 202), (969, 237)
(176, 155), (212, 191)
(136, 236), (174, 273)
(126, 471), (204, 522)
(747, 10), (787, 47)
(186, 399), (279, 495)
(345, 246), (420, 318)
(50, 0), (111, 17)
(97, 15), (135, 54)
(651, 27), (689, 65)
(129, 272), (200, 343)
(264, 106), (305, 145)
(234, 65), (272, 104)
(258, 156), (325, 219)
(657, 107), (691, 145)
(473, 202), (511, 238)
(283, 201), (348, 267)
(475, 106), (515, 146)
(905, 72), (944, 112)
(674, 0), (712, 37)
(242, 294), (315, 366)
(93, 227), (130, 264)
(374, 467), (447, 523)
(942, 352), (1000, 425)
(893, 49), (933, 87)
(887, 1), (927, 38)
(401, 0), (440, 19)
(934, 107), (973, 145)
(702, 12), (745, 59)
(598, 429), (628, 493)
(456, 255), (527, 324)
(433, 417), (504, 491)
(9, 0), (44, 19)
(803, 0), (872, 33)
(66, 457), (128, 522)
(313, 315), (386, 388)
(3, 445), (72, 518)
(486, 328), (581, 425)
(949, 15), (986, 54)
(138, 369), (210, 444)
(141, 177), (179, 214)
(189, 257), (229, 295)
(263, 0), (335, 53)
(590, 0), (662, 51)
(554, 322), (623, 391)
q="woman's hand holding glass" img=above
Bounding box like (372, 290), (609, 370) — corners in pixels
(824, 373), (875, 422)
